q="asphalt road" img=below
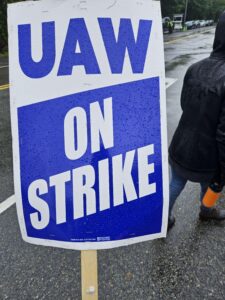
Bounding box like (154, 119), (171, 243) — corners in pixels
(1, 28), (225, 300)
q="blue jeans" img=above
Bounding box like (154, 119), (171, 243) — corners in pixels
(169, 167), (210, 216)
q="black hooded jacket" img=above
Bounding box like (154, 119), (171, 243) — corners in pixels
(169, 12), (225, 183)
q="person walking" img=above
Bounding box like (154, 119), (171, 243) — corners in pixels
(168, 12), (225, 229)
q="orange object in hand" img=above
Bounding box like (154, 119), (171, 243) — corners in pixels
(202, 187), (221, 208)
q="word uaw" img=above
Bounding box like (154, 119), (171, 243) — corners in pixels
(28, 97), (156, 230)
(18, 18), (152, 77)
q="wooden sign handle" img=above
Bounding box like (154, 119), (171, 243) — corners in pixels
(81, 250), (98, 300)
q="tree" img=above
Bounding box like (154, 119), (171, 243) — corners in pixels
(161, 0), (185, 18)
(0, 0), (25, 52)
(161, 0), (225, 21)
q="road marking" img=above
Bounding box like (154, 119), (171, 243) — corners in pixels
(0, 83), (9, 91)
(0, 65), (8, 69)
(165, 77), (177, 89)
(164, 28), (214, 45)
(0, 195), (16, 214)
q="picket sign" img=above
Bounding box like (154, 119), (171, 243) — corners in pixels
(8, 0), (168, 298)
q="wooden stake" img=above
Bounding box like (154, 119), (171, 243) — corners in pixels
(81, 250), (98, 300)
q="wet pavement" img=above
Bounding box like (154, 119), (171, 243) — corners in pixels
(165, 28), (215, 143)
(1, 28), (225, 300)
(0, 56), (9, 85)
(163, 26), (215, 44)
(0, 56), (13, 205)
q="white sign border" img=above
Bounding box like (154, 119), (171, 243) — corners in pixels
(8, 0), (169, 250)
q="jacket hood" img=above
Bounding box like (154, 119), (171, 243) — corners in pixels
(211, 12), (225, 58)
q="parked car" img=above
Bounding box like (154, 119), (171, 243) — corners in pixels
(193, 20), (200, 28)
(185, 19), (213, 30)
(208, 19), (214, 26)
(199, 20), (207, 27)
(185, 20), (195, 30)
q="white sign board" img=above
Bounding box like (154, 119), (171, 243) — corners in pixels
(8, 0), (169, 250)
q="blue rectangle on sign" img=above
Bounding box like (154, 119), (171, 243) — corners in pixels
(18, 77), (163, 243)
